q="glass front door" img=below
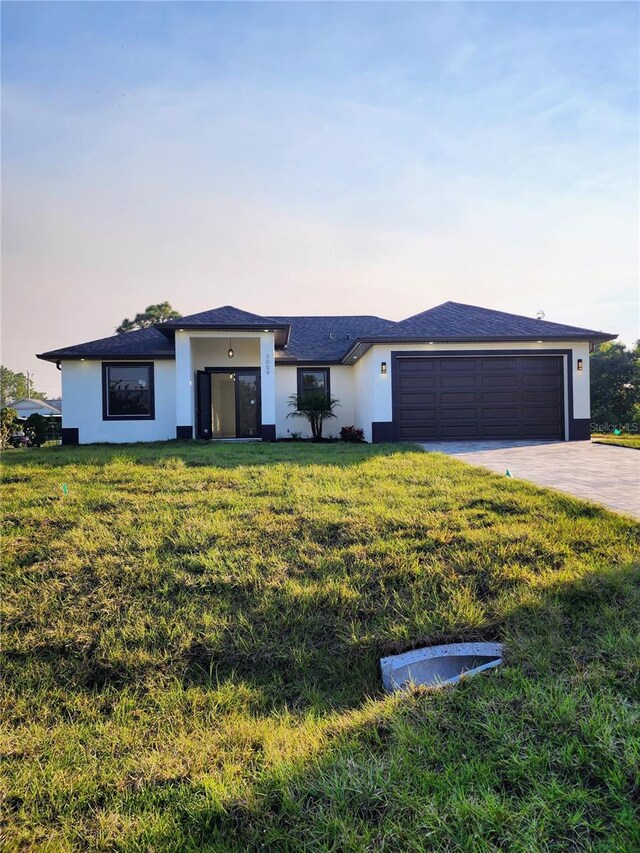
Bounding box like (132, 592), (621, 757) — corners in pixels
(199, 369), (261, 439)
(235, 372), (260, 438)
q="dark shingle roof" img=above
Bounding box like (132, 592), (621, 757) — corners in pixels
(272, 315), (393, 361)
(160, 305), (287, 331)
(382, 301), (614, 341)
(37, 326), (175, 360)
(37, 301), (615, 363)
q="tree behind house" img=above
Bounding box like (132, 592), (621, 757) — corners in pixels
(590, 341), (639, 428)
(116, 302), (181, 334)
(0, 366), (46, 407)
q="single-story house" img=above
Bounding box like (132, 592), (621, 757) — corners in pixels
(37, 302), (615, 445)
(6, 398), (62, 419)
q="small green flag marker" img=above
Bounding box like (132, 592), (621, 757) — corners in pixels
(61, 484), (68, 495)
(613, 429), (621, 435)
(505, 470), (512, 478)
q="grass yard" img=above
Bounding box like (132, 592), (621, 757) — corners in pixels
(591, 433), (640, 450)
(2, 441), (639, 851)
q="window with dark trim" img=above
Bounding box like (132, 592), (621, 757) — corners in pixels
(297, 368), (330, 401)
(102, 362), (155, 420)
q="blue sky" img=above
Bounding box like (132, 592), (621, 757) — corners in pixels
(2, 1), (638, 396)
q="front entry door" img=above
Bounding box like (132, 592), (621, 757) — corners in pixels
(196, 370), (212, 439)
(235, 372), (260, 438)
(196, 369), (261, 439)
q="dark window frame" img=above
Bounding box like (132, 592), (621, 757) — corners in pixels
(297, 367), (331, 401)
(102, 362), (155, 421)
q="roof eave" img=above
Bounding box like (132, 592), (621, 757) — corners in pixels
(157, 322), (291, 338)
(339, 332), (618, 363)
(36, 352), (176, 363)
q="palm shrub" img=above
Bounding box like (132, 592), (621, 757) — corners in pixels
(287, 390), (340, 441)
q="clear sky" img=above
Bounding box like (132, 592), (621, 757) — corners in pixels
(2, 1), (638, 397)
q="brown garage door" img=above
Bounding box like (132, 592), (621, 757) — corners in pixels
(394, 355), (564, 440)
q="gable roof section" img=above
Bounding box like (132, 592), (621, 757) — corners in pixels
(158, 305), (289, 333)
(383, 302), (615, 342)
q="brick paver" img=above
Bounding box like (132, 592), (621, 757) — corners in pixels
(422, 440), (640, 519)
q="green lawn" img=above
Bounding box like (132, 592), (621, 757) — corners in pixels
(592, 433), (640, 450)
(2, 442), (639, 851)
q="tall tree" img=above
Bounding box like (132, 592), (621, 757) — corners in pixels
(590, 341), (639, 429)
(116, 302), (181, 334)
(0, 366), (46, 407)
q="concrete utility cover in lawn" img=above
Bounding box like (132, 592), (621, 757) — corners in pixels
(381, 643), (504, 692)
(422, 440), (640, 519)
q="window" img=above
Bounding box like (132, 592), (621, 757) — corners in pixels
(297, 368), (330, 400)
(102, 363), (155, 420)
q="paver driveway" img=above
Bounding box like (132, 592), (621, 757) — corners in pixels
(422, 440), (640, 519)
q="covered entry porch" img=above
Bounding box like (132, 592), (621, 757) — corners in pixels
(174, 329), (278, 441)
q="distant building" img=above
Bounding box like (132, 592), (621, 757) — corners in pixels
(6, 398), (62, 419)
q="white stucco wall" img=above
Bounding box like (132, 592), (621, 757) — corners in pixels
(59, 339), (592, 445)
(274, 364), (357, 438)
(353, 340), (591, 442)
(61, 360), (176, 443)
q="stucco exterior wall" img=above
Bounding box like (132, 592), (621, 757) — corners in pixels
(58, 338), (592, 445)
(274, 364), (357, 439)
(61, 359), (176, 444)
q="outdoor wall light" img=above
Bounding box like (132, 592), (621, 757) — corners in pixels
(577, 358), (583, 372)
(381, 361), (387, 375)
(227, 339), (234, 359)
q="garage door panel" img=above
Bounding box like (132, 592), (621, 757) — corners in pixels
(440, 375), (478, 389)
(394, 355), (564, 440)
(398, 393), (436, 408)
(481, 375), (518, 388)
(523, 374), (562, 387)
(399, 377), (436, 390)
(439, 359), (479, 371)
(480, 358), (518, 371)
(482, 424), (526, 437)
(398, 426), (439, 438)
(441, 425), (479, 437)
(441, 407), (479, 419)
(480, 407), (520, 420)
(399, 360), (437, 374)
(481, 391), (520, 404)
(440, 391), (479, 403)
(398, 409), (437, 422)
(519, 358), (560, 373)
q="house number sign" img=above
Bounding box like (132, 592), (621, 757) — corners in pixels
(264, 352), (271, 376)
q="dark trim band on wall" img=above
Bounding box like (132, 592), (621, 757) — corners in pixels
(390, 348), (579, 442)
(61, 427), (79, 445)
(261, 424), (276, 442)
(176, 425), (193, 440)
(372, 422), (394, 443)
(569, 419), (590, 441)
(101, 361), (156, 421)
